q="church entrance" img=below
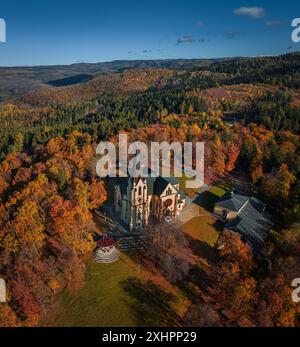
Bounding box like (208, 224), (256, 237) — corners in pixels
(165, 209), (171, 217)
(163, 198), (173, 219)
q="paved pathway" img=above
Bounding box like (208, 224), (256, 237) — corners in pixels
(177, 197), (200, 224)
(177, 184), (211, 225)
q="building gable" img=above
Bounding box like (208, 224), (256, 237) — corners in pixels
(114, 175), (185, 231)
(161, 182), (178, 197)
(153, 177), (179, 197)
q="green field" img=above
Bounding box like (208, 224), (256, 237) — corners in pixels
(183, 216), (220, 247)
(181, 184), (224, 262)
(40, 253), (185, 327)
(178, 174), (201, 197)
(40, 182), (226, 327)
(41, 255), (145, 327)
(209, 185), (227, 199)
(196, 185), (226, 212)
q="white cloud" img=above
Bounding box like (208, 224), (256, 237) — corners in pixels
(233, 7), (265, 19)
(177, 35), (196, 44)
(266, 20), (283, 27)
(177, 35), (206, 44)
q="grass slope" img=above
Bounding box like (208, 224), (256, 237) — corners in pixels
(41, 253), (186, 327)
(41, 184), (226, 327)
(41, 255), (143, 327)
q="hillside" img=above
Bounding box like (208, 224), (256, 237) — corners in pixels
(1, 53), (299, 103)
(15, 68), (174, 107)
(0, 58), (231, 101)
(0, 51), (300, 328)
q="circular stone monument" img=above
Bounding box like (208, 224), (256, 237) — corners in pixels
(94, 236), (120, 264)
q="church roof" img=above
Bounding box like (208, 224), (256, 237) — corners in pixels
(153, 177), (179, 196)
(165, 176), (180, 186)
(116, 176), (180, 197)
(220, 195), (273, 251)
(215, 192), (249, 212)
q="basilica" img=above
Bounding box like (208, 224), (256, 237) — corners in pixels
(114, 176), (186, 231)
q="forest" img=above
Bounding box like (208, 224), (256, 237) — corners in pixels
(0, 52), (300, 327)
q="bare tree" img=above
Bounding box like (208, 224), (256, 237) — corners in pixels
(142, 222), (193, 283)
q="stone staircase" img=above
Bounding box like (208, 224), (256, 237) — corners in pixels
(117, 236), (145, 252)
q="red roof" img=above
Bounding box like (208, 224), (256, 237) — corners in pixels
(97, 236), (115, 248)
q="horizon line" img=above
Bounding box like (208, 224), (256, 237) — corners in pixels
(0, 51), (299, 69)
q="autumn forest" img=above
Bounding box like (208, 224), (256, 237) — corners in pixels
(0, 53), (300, 327)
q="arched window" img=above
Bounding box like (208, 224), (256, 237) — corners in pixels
(138, 186), (142, 195)
(166, 188), (172, 196)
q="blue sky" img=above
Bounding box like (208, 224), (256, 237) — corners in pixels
(0, 0), (299, 66)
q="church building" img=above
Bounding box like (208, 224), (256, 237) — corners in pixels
(114, 176), (186, 231)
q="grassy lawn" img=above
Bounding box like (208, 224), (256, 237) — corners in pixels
(182, 199), (223, 263)
(40, 253), (188, 327)
(178, 174), (201, 197)
(41, 254), (142, 327)
(183, 216), (220, 247)
(196, 185), (226, 212)
(40, 182), (228, 328)
(209, 185), (227, 199)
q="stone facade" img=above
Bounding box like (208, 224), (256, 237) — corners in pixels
(114, 176), (186, 231)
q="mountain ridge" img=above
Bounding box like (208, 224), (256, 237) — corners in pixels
(0, 52), (299, 102)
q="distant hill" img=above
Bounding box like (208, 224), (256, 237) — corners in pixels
(0, 53), (299, 102)
(0, 58), (234, 101)
(46, 74), (94, 87)
(16, 68), (175, 107)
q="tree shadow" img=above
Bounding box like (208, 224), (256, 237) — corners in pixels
(177, 265), (209, 302)
(184, 232), (219, 264)
(189, 238), (219, 264)
(177, 264), (219, 306)
(193, 191), (219, 213)
(121, 277), (183, 327)
(103, 177), (117, 205)
(213, 220), (224, 232)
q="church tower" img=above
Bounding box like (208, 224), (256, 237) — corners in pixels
(129, 177), (148, 231)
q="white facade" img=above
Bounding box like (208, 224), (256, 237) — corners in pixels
(114, 177), (186, 231)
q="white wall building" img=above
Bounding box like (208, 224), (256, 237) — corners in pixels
(114, 176), (186, 231)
